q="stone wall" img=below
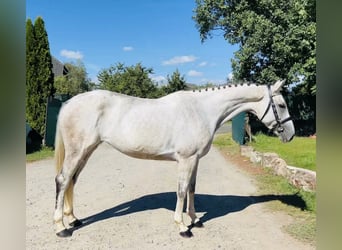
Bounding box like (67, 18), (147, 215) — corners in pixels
(240, 146), (316, 192)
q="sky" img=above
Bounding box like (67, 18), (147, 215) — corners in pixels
(26, 0), (238, 85)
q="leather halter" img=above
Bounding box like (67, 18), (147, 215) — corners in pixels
(260, 85), (292, 133)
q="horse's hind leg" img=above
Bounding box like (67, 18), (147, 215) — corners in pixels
(54, 141), (100, 237)
(63, 142), (100, 227)
(63, 179), (82, 228)
(54, 154), (78, 237)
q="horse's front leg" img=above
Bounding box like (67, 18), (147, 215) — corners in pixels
(174, 155), (199, 237)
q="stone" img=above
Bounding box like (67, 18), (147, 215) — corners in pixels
(287, 166), (316, 191)
(250, 151), (262, 164)
(239, 146), (316, 192)
(240, 145), (254, 158)
(261, 152), (279, 168)
(271, 157), (290, 177)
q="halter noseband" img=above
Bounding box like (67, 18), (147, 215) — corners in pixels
(260, 85), (292, 133)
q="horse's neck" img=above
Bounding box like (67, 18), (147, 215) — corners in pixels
(194, 85), (265, 133)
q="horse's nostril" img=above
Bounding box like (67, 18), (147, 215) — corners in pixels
(277, 127), (284, 133)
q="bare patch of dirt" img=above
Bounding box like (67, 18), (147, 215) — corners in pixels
(219, 147), (265, 176)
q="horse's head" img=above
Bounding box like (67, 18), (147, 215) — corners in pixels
(257, 80), (295, 142)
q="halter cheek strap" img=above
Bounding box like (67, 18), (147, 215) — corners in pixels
(260, 85), (292, 133)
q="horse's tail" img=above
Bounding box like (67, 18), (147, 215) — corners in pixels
(54, 121), (74, 212)
(54, 123), (65, 175)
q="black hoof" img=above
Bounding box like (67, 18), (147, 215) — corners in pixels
(56, 229), (72, 237)
(69, 219), (82, 228)
(180, 229), (193, 238)
(192, 220), (204, 228)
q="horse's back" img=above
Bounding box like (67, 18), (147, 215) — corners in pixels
(57, 90), (171, 147)
(57, 90), (213, 160)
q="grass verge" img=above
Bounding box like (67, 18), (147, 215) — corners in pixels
(213, 133), (316, 245)
(248, 133), (316, 171)
(256, 169), (316, 243)
(26, 146), (54, 162)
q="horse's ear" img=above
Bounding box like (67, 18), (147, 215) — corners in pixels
(272, 79), (286, 93)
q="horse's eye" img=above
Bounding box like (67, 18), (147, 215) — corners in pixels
(278, 104), (286, 109)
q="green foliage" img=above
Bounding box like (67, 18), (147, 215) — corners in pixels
(284, 83), (316, 135)
(26, 19), (37, 129)
(162, 69), (188, 94)
(193, 0), (316, 134)
(26, 17), (55, 137)
(98, 63), (160, 98)
(33, 17), (55, 98)
(194, 0), (315, 89)
(97, 63), (194, 98)
(54, 61), (94, 96)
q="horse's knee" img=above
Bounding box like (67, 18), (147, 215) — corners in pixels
(55, 173), (65, 188)
(177, 179), (189, 197)
(55, 174), (62, 187)
(177, 190), (186, 200)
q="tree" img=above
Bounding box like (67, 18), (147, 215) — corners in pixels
(98, 63), (159, 98)
(194, 0), (315, 90)
(26, 18), (37, 127)
(26, 17), (55, 137)
(193, 0), (316, 135)
(54, 60), (94, 96)
(163, 69), (188, 94)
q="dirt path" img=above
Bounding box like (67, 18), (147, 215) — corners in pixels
(26, 143), (313, 249)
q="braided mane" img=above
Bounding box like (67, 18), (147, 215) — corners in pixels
(190, 82), (260, 92)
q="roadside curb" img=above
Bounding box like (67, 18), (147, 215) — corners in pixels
(240, 145), (316, 192)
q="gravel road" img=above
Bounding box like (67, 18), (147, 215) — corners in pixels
(26, 142), (313, 249)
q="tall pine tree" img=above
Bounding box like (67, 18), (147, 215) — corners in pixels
(26, 18), (37, 131)
(26, 17), (55, 138)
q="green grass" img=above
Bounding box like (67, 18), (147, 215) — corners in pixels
(213, 133), (316, 244)
(285, 215), (316, 244)
(213, 132), (240, 153)
(256, 169), (316, 243)
(256, 168), (316, 212)
(26, 146), (54, 162)
(249, 133), (316, 171)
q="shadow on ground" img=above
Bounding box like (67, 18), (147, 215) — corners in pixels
(73, 192), (306, 232)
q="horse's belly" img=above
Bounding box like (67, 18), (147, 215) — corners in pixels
(122, 150), (175, 161)
(116, 147), (175, 161)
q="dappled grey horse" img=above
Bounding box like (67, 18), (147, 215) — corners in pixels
(53, 80), (294, 237)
